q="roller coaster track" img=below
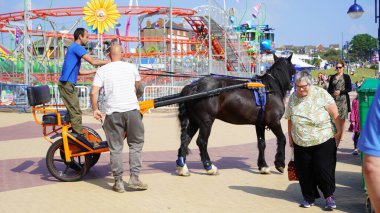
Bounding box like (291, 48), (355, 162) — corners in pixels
(0, 6), (196, 43)
(184, 16), (248, 72)
(0, 6), (195, 22)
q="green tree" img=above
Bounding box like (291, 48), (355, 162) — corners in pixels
(349, 34), (377, 62)
(311, 58), (322, 67)
(321, 49), (341, 62)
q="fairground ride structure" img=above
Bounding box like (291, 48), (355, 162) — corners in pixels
(0, 1), (264, 86)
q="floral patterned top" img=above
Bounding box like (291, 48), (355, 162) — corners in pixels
(285, 86), (336, 147)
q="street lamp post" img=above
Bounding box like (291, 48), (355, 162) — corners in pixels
(347, 0), (379, 77)
(343, 41), (350, 74)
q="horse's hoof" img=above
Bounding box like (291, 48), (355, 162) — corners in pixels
(206, 164), (218, 175)
(259, 167), (271, 174)
(275, 166), (284, 173)
(176, 164), (190, 176)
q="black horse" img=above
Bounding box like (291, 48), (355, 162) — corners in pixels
(175, 54), (295, 176)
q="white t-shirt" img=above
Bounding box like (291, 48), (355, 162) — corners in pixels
(93, 61), (141, 115)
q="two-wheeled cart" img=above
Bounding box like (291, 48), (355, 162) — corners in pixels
(27, 82), (264, 181)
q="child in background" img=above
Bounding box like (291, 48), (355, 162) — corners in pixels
(350, 95), (360, 155)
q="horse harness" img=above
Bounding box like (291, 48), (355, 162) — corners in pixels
(249, 79), (267, 122)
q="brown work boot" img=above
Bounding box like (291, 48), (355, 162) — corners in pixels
(127, 175), (148, 191)
(112, 177), (125, 193)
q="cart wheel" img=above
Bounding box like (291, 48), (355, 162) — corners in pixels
(82, 126), (102, 167)
(366, 196), (374, 213)
(46, 139), (90, 182)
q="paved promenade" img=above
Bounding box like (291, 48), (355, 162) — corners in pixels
(0, 111), (365, 212)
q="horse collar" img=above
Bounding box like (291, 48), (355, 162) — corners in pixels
(267, 73), (275, 80)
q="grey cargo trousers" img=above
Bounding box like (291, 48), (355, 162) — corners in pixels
(103, 110), (145, 178)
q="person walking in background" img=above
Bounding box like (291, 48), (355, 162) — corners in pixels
(328, 60), (352, 139)
(90, 44), (147, 193)
(350, 95), (360, 155)
(358, 85), (380, 212)
(317, 72), (324, 86)
(59, 28), (109, 136)
(285, 71), (342, 210)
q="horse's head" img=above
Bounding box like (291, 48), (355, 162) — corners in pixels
(272, 53), (296, 91)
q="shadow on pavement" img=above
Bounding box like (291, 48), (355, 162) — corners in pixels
(229, 170), (364, 213)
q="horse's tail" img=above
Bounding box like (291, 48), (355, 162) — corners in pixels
(178, 101), (190, 155)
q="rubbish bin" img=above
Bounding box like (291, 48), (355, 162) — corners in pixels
(356, 78), (380, 213)
(357, 78), (380, 189)
(357, 78), (380, 130)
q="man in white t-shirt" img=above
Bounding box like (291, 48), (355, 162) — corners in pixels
(90, 44), (147, 193)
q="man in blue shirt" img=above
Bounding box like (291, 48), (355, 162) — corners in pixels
(58, 28), (109, 135)
(358, 84), (380, 212)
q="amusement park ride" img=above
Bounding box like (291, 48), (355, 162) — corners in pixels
(0, 0), (275, 86)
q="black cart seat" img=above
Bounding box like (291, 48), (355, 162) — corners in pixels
(27, 85), (71, 125)
(42, 110), (71, 125)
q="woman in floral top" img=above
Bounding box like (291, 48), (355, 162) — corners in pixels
(285, 71), (342, 210)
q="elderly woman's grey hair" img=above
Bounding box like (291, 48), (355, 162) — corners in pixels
(294, 71), (313, 85)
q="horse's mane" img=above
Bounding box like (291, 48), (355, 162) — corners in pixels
(257, 58), (292, 99)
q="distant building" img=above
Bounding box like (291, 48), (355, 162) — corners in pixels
(34, 38), (73, 58)
(140, 18), (191, 54)
(303, 45), (314, 55)
(276, 43), (341, 56)
(328, 44), (340, 50)
(276, 45), (295, 52)
(316, 44), (326, 53)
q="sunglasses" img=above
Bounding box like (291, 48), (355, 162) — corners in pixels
(336, 67), (343, 69)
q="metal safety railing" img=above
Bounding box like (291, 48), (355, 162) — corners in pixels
(1, 83), (188, 112)
(143, 85), (184, 109)
(0, 83), (90, 111)
(48, 85), (90, 111)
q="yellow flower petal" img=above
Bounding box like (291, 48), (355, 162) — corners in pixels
(108, 18), (117, 24)
(103, 23), (109, 32)
(108, 0), (114, 7)
(107, 11), (119, 16)
(90, 0), (97, 9)
(107, 4), (117, 12)
(86, 2), (95, 11)
(105, 19), (115, 29)
(93, 21), (98, 30)
(94, 0), (100, 9)
(103, 0), (111, 9)
(85, 16), (96, 23)
(84, 8), (94, 14)
(99, 0), (104, 8)
(83, 11), (94, 16)
(86, 19), (92, 25)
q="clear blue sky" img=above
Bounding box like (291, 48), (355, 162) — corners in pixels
(0, 0), (376, 47)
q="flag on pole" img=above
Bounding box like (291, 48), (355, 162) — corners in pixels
(252, 3), (262, 18)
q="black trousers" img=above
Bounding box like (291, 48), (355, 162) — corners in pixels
(294, 138), (337, 202)
(353, 132), (360, 149)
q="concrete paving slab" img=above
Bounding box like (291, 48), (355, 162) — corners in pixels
(0, 111), (365, 213)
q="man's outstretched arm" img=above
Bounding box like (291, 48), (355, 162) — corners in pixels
(82, 54), (109, 66)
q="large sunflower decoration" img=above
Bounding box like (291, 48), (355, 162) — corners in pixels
(83, 0), (120, 34)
